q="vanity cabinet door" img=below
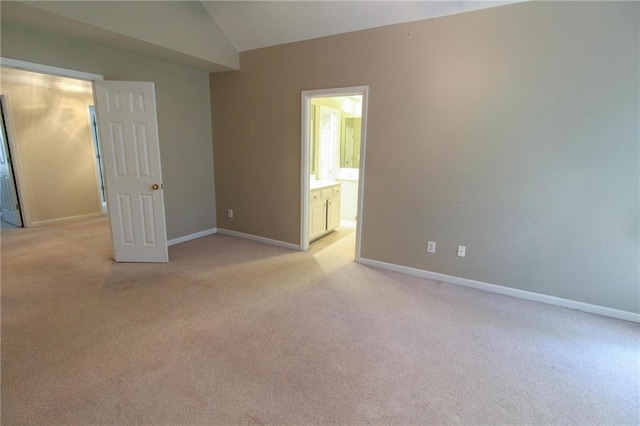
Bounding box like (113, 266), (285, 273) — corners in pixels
(310, 201), (326, 241)
(327, 196), (341, 232)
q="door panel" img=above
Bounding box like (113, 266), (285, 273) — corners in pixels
(94, 81), (168, 262)
(310, 202), (326, 241)
(327, 196), (341, 231)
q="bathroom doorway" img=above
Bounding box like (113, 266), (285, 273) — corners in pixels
(300, 86), (369, 260)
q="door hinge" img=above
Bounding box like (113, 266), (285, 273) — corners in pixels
(15, 203), (20, 210)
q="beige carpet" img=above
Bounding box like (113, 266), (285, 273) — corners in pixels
(1, 217), (638, 425)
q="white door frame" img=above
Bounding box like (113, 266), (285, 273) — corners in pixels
(300, 85), (369, 261)
(0, 58), (103, 227)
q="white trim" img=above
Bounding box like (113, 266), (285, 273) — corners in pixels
(30, 212), (104, 227)
(0, 58), (104, 81)
(218, 228), (300, 250)
(354, 88), (369, 262)
(168, 228), (217, 246)
(301, 93), (310, 250)
(358, 257), (640, 324)
(300, 85), (369, 259)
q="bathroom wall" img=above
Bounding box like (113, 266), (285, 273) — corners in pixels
(310, 97), (362, 220)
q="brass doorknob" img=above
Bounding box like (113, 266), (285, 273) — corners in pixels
(151, 183), (160, 190)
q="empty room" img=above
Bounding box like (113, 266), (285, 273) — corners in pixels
(1, 1), (638, 424)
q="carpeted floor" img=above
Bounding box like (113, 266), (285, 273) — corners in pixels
(1, 217), (639, 425)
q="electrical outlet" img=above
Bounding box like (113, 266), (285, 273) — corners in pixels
(457, 245), (466, 258)
(427, 241), (436, 253)
(228, 209), (234, 218)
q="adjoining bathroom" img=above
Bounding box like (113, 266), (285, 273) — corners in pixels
(308, 95), (362, 246)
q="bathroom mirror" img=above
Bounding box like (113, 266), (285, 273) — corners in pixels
(340, 116), (361, 169)
(310, 104), (317, 176)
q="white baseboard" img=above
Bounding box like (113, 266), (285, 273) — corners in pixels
(168, 228), (217, 246)
(30, 212), (104, 227)
(358, 257), (640, 324)
(217, 228), (300, 250)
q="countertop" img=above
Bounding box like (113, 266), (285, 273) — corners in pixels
(310, 180), (341, 190)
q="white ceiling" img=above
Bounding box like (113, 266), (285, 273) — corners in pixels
(1, 0), (526, 72)
(201, 1), (525, 52)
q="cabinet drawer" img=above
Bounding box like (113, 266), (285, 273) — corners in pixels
(320, 188), (333, 200)
(332, 186), (341, 197)
(310, 190), (321, 203)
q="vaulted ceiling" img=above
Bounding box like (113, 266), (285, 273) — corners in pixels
(201, 1), (523, 52)
(1, 1), (524, 72)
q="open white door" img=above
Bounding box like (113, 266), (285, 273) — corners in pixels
(0, 98), (23, 227)
(93, 81), (168, 262)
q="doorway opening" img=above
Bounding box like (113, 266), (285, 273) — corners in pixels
(300, 86), (369, 260)
(0, 95), (23, 227)
(1, 58), (169, 263)
(0, 64), (106, 227)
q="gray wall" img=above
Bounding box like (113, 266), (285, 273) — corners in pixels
(1, 20), (217, 239)
(211, 2), (639, 313)
(9, 1), (239, 71)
